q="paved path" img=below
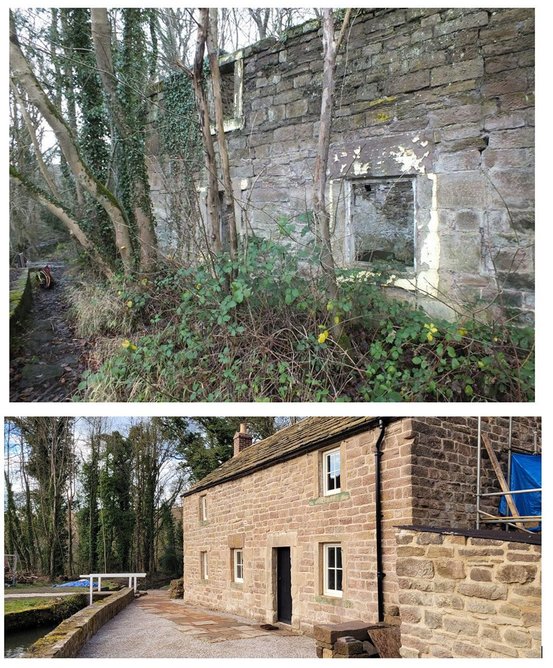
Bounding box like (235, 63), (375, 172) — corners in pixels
(10, 262), (85, 402)
(78, 590), (316, 658)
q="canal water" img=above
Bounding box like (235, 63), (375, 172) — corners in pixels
(4, 623), (58, 658)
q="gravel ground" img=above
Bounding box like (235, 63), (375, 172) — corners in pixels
(78, 601), (317, 658)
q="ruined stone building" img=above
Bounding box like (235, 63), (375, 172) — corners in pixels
(181, 416), (541, 658)
(148, 8), (534, 323)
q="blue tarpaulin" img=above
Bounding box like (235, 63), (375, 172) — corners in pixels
(499, 453), (541, 529)
(55, 579), (97, 588)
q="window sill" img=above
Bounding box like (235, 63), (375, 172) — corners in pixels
(314, 595), (353, 608)
(230, 581), (244, 590)
(309, 491), (350, 506)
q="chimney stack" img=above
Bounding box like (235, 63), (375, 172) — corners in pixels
(233, 422), (253, 456)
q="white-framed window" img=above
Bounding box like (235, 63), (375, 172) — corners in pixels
(200, 551), (208, 580)
(323, 544), (343, 597)
(199, 495), (208, 522)
(233, 548), (244, 583)
(323, 447), (341, 495)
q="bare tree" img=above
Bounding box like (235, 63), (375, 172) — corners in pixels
(313, 9), (352, 302)
(10, 11), (132, 274)
(177, 8), (222, 255)
(207, 8), (238, 260)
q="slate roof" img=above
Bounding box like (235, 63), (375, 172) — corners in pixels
(182, 416), (391, 497)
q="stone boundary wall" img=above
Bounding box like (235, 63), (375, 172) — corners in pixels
(9, 269), (32, 333)
(395, 527), (541, 658)
(24, 588), (135, 658)
(5, 594), (88, 633)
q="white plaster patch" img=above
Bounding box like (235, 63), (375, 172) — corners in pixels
(352, 160), (371, 176)
(391, 146), (428, 174)
(417, 173), (440, 296)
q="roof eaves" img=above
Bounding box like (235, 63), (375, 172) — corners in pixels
(181, 416), (396, 498)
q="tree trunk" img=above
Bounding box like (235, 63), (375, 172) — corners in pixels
(312, 9), (352, 304)
(207, 8), (239, 260)
(91, 8), (158, 273)
(10, 15), (133, 273)
(181, 8), (222, 254)
(10, 167), (115, 278)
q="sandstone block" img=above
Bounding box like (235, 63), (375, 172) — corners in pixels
(431, 58), (484, 86)
(496, 564), (536, 584)
(436, 559), (466, 580)
(396, 558), (434, 579)
(457, 582), (508, 600)
(503, 628), (531, 648)
(313, 621), (369, 645)
(470, 567), (493, 582)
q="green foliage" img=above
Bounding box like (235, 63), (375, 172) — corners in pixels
(158, 72), (201, 165)
(77, 234), (534, 402)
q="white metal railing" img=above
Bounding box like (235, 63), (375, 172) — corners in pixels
(80, 573), (147, 605)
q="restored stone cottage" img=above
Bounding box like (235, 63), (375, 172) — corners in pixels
(181, 416), (541, 658)
(149, 8), (534, 323)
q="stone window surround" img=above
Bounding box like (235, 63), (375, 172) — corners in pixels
(319, 443), (346, 499)
(322, 446), (342, 496)
(232, 548), (244, 583)
(209, 51), (244, 134)
(322, 543), (343, 598)
(329, 133), (440, 298)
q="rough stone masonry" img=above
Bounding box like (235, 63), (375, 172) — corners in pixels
(148, 8), (534, 323)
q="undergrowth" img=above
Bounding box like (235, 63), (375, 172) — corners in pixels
(74, 237), (534, 402)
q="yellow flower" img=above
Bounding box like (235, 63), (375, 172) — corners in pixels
(141, 278), (148, 285)
(424, 322), (438, 341)
(333, 315), (341, 325)
(318, 330), (330, 344)
(126, 300), (133, 308)
(326, 301), (334, 312)
(122, 339), (137, 351)
(458, 327), (468, 336)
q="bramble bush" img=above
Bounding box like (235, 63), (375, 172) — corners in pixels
(75, 236), (534, 402)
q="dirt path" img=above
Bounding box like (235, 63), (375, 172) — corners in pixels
(10, 263), (85, 402)
(78, 590), (316, 658)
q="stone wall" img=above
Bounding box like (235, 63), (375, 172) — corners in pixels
(411, 417), (540, 528)
(181, 416), (540, 635)
(148, 7), (534, 323)
(182, 418), (415, 634)
(395, 527), (541, 658)
(24, 588), (135, 658)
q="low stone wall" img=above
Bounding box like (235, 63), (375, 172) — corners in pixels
(395, 526), (541, 658)
(24, 588), (135, 658)
(9, 269), (32, 333)
(5, 594), (88, 633)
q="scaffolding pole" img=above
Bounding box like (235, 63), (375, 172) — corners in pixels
(476, 418), (541, 531)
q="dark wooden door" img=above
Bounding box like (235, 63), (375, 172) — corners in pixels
(277, 547), (292, 624)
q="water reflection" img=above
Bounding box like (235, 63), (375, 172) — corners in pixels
(4, 624), (58, 658)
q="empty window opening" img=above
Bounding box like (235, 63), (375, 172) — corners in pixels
(233, 548), (244, 583)
(208, 56), (243, 132)
(220, 63), (235, 122)
(350, 177), (415, 269)
(323, 447), (341, 496)
(323, 544), (343, 597)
